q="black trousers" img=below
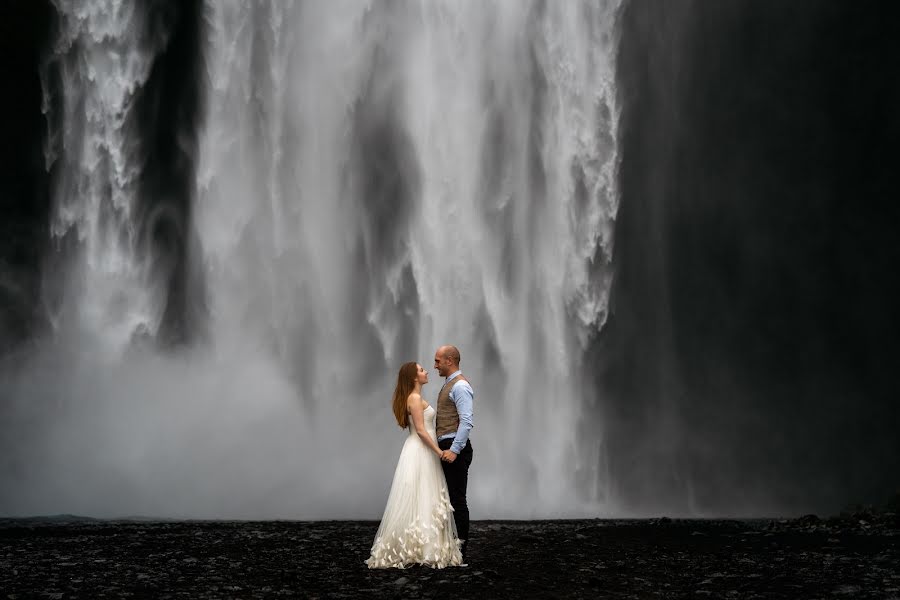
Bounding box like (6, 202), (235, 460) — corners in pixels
(438, 438), (473, 557)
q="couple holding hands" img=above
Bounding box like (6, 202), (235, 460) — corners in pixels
(365, 345), (474, 569)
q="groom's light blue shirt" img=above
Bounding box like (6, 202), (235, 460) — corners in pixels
(437, 370), (474, 455)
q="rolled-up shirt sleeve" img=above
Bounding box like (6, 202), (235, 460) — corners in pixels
(449, 381), (474, 455)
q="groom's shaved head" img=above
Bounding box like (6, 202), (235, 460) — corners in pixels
(440, 345), (461, 366)
(434, 345), (461, 377)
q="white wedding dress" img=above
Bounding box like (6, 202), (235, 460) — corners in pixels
(365, 405), (463, 569)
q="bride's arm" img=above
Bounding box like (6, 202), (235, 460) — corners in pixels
(407, 394), (443, 458)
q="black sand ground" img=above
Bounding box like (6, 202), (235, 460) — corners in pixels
(2, 514), (898, 598)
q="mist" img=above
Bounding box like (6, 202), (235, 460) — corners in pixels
(1, 0), (621, 519)
(1, 0), (897, 520)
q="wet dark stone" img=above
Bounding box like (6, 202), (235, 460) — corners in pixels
(1, 517), (898, 598)
(799, 513), (820, 525)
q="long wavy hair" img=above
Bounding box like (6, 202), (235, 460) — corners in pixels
(392, 361), (419, 428)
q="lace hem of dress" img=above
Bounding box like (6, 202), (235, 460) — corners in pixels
(365, 490), (463, 569)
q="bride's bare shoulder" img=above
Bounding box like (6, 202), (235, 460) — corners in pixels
(406, 392), (426, 411)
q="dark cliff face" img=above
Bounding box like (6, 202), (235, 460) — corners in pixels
(0, 0), (207, 353)
(0, 0), (54, 354)
(135, 0), (208, 347)
(603, 0), (900, 514)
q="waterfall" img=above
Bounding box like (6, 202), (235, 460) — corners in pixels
(0, 0), (622, 519)
(40, 0), (170, 353)
(197, 0), (622, 517)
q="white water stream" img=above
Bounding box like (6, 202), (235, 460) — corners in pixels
(1, 0), (621, 519)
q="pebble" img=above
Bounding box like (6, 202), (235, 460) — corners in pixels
(0, 518), (896, 598)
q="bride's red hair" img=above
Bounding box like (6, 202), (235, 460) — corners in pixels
(392, 362), (418, 428)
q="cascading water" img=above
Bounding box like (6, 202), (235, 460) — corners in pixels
(40, 0), (168, 353)
(0, 0), (622, 519)
(197, 0), (622, 517)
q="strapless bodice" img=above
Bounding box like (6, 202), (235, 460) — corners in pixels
(409, 405), (436, 437)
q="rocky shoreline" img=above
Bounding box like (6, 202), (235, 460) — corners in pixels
(2, 512), (898, 598)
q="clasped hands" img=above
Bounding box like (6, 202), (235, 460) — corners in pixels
(439, 449), (458, 463)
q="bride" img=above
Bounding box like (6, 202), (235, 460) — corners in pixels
(365, 362), (463, 569)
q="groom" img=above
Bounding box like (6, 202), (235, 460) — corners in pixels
(434, 345), (474, 564)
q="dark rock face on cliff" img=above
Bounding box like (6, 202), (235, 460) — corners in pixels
(0, 0), (54, 354)
(599, 0), (900, 516)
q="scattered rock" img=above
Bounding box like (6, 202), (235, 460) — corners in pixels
(798, 514), (820, 525)
(1, 517), (897, 598)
